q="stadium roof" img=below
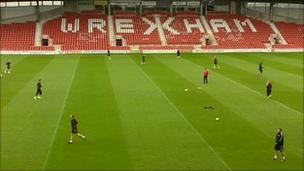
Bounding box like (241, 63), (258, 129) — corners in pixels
(0, 0), (303, 3)
(222, 0), (303, 3)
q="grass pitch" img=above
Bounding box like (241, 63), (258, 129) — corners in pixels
(1, 53), (303, 170)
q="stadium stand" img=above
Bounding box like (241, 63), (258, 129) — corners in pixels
(113, 11), (162, 45)
(160, 12), (206, 45)
(205, 14), (274, 49)
(1, 11), (303, 52)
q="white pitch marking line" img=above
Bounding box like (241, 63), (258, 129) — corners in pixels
(42, 56), (80, 170)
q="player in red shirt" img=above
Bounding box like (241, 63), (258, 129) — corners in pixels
(203, 68), (209, 84)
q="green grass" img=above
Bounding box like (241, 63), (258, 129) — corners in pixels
(1, 53), (303, 170)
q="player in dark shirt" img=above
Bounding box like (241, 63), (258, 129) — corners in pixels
(258, 62), (264, 75)
(274, 128), (285, 161)
(69, 114), (86, 144)
(266, 80), (272, 98)
(213, 56), (220, 69)
(141, 55), (146, 64)
(107, 50), (111, 61)
(5, 61), (12, 74)
(177, 50), (181, 58)
(34, 79), (43, 100)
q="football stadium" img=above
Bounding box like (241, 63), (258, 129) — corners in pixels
(0, 0), (303, 170)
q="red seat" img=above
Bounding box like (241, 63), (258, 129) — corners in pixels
(275, 22), (304, 48)
(0, 22), (36, 50)
(43, 12), (109, 50)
